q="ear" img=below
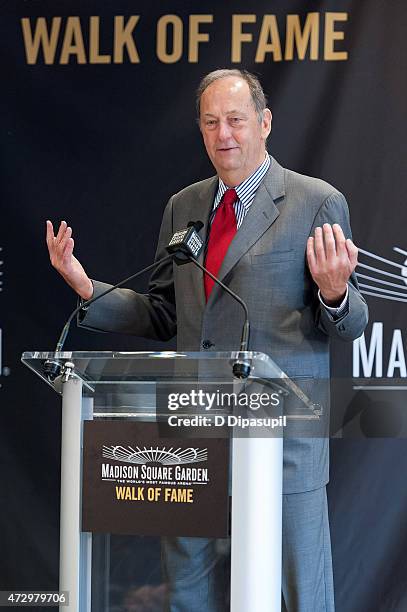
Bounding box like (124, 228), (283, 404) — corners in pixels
(261, 108), (272, 139)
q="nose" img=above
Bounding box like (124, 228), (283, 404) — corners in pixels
(218, 120), (233, 141)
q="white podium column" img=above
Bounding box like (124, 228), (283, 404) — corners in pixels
(231, 437), (283, 612)
(60, 377), (92, 611)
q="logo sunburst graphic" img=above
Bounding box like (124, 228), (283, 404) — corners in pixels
(357, 246), (407, 303)
(102, 445), (207, 465)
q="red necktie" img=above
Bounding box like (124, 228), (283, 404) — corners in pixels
(204, 188), (238, 299)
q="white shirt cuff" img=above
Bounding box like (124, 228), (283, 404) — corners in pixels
(318, 285), (349, 318)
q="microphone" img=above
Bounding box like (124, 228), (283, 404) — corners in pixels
(188, 221), (204, 230)
(168, 221), (251, 379)
(166, 221), (204, 264)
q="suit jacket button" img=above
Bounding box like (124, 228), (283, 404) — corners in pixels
(202, 340), (213, 349)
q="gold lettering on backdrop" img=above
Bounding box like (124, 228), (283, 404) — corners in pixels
(285, 13), (319, 60)
(156, 14), (183, 63)
(254, 15), (282, 63)
(231, 14), (256, 63)
(21, 17), (61, 64)
(20, 13), (348, 65)
(89, 16), (111, 63)
(188, 15), (213, 63)
(60, 17), (86, 65)
(114, 16), (140, 63)
(324, 13), (348, 60)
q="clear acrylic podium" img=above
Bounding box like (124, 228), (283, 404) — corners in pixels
(22, 350), (318, 612)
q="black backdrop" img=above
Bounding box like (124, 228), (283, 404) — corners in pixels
(1, 1), (407, 610)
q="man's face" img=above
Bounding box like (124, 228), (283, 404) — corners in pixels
(199, 76), (272, 185)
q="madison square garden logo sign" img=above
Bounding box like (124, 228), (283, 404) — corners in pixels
(82, 421), (229, 537)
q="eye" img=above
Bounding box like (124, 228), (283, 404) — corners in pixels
(205, 119), (217, 127)
(230, 117), (242, 125)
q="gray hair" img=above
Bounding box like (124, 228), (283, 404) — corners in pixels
(196, 69), (268, 123)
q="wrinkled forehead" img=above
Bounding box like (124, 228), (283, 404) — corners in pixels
(200, 77), (254, 114)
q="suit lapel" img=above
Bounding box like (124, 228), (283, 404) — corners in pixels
(189, 176), (218, 310)
(206, 156), (286, 306)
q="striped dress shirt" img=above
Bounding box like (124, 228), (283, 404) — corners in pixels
(210, 154), (270, 229)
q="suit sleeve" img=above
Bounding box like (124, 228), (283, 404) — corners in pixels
(310, 191), (369, 341)
(78, 196), (177, 341)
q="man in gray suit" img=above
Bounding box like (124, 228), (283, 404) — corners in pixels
(46, 69), (368, 611)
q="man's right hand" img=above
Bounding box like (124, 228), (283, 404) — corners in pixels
(46, 220), (94, 300)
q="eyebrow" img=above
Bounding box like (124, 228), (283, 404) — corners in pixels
(203, 111), (248, 118)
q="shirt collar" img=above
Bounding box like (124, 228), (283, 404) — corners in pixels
(214, 153), (271, 211)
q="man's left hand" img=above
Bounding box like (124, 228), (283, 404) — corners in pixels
(306, 223), (358, 307)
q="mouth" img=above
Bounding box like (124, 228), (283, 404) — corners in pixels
(216, 147), (239, 152)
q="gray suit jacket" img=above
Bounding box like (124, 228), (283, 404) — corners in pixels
(81, 156), (368, 493)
